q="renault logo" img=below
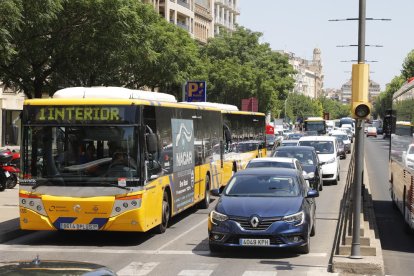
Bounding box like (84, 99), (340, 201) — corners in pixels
(250, 216), (260, 228)
(73, 204), (81, 213)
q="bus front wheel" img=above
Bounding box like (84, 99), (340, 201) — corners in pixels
(154, 191), (170, 234)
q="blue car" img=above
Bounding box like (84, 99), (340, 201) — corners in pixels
(208, 168), (318, 254)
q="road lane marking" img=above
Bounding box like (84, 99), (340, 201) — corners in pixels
(117, 262), (159, 276)
(178, 270), (213, 276)
(156, 218), (207, 251)
(242, 271), (277, 276)
(0, 245), (327, 257)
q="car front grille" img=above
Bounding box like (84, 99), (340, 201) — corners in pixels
(230, 216), (281, 231)
(323, 174), (334, 178)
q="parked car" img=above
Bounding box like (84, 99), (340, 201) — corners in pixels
(366, 127), (377, 138)
(208, 168), (318, 254)
(298, 136), (340, 185)
(272, 146), (323, 191)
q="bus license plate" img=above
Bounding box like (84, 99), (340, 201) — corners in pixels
(60, 223), (99, 230)
(240, 238), (270, 246)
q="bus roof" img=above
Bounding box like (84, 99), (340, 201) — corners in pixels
(53, 87), (177, 103)
(180, 101), (239, 111)
(305, 117), (325, 121)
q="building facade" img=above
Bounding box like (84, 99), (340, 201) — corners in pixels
(143, 0), (195, 38)
(340, 79), (381, 104)
(278, 48), (324, 99)
(194, 0), (214, 44)
(143, 0), (239, 43)
(213, 0), (239, 36)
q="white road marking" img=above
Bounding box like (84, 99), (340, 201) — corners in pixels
(178, 270), (213, 276)
(156, 218), (207, 251)
(242, 271), (277, 276)
(117, 262), (159, 276)
(0, 245), (327, 257)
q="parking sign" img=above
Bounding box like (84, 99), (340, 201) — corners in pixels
(184, 81), (206, 102)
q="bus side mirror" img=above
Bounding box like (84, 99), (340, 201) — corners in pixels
(146, 133), (158, 154)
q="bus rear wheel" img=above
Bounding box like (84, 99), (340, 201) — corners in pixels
(154, 191), (170, 234)
(198, 175), (210, 209)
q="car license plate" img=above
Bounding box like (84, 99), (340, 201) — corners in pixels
(60, 223), (99, 230)
(240, 238), (270, 246)
(4, 171), (10, 177)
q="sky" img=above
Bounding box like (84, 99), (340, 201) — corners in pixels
(238, 0), (414, 91)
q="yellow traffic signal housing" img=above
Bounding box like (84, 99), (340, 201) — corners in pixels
(351, 63), (371, 119)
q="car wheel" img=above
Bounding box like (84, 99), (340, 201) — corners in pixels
(297, 235), (310, 254)
(209, 243), (223, 253)
(319, 182), (323, 191)
(198, 175), (210, 209)
(154, 191), (170, 234)
(310, 221), (316, 237)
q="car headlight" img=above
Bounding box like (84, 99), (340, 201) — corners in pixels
(210, 210), (228, 225)
(324, 157), (336, 164)
(283, 211), (304, 226)
(306, 172), (315, 178)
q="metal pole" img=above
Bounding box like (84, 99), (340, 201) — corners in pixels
(350, 0), (366, 259)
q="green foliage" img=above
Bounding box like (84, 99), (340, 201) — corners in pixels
(0, 0), (205, 98)
(401, 49), (414, 80)
(318, 96), (350, 119)
(373, 75), (405, 119)
(201, 26), (295, 113)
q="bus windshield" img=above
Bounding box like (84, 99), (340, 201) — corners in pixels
(22, 125), (140, 187)
(304, 121), (326, 134)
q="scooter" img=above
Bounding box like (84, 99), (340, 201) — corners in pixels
(0, 149), (20, 189)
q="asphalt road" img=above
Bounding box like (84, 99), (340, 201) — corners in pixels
(0, 156), (351, 275)
(365, 135), (414, 276)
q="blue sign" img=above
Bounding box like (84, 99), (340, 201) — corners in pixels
(184, 81), (206, 102)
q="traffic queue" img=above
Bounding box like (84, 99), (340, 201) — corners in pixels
(208, 123), (353, 253)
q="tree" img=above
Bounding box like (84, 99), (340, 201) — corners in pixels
(401, 49), (414, 80)
(0, 0), (204, 98)
(373, 75), (405, 119)
(201, 26), (295, 113)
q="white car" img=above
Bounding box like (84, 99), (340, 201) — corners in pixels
(403, 144), (414, 169)
(298, 136), (340, 185)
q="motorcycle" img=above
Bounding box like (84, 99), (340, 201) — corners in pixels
(0, 149), (20, 190)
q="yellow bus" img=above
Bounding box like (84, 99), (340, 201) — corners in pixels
(19, 87), (266, 233)
(389, 78), (414, 231)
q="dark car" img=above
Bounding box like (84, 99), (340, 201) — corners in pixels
(0, 257), (117, 275)
(208, 168), (318, 254)
(335, 138), (346, 160)
(272, 146), (323, 191)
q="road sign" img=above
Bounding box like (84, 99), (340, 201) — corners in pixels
(184, 81), (206, 102)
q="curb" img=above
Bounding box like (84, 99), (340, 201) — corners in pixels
(331, 158), (384, 275)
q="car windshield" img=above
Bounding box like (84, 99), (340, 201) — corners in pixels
(299, 141), (334, 154)
(246, 161), (295, 169)
(332, 134), (348, 140)
(225, 174), (301, 197)
(273, 150), (315, 165)
(287, 133), (303, 140)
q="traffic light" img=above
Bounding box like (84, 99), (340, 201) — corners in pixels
(351, 63), (371, 119)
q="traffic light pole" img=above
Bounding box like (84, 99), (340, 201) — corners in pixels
(350, 0), (366, 259)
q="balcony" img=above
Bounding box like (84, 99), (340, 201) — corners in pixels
(177, 0), (190, 9)
(176, 21), (190, 31)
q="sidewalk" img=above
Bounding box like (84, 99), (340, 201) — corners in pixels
(0, 186), (26, 242)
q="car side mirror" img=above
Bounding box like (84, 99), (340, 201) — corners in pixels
(307, 189), (319, 198)
(211, 188), (221, 196)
